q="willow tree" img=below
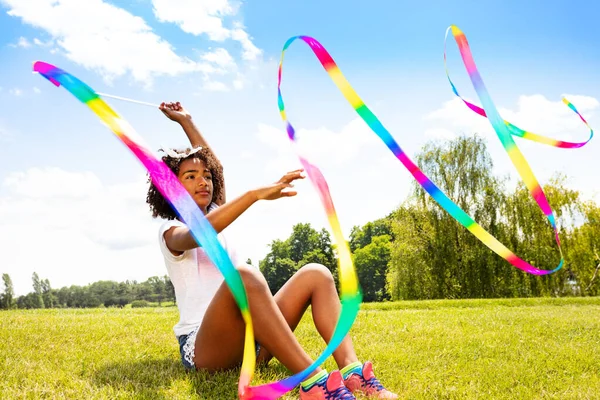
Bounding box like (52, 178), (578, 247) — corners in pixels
(388, 133), (588, 299)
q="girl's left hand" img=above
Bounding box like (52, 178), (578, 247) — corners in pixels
(254, 169), (305, 201)
(159, 101), (191, 123)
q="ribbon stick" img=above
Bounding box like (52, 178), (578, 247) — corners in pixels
(96, 92), (159, 108)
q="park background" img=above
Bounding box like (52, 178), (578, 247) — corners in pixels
(1, 1), (599, 398)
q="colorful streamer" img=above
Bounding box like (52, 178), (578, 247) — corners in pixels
(443, 27), (594, 149)
(276, 26), (590, 276)
(33, 23), (593, 399)
(33, 61), (361, 400)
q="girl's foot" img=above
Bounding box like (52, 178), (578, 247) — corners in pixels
(299, 370), (356, 400)
(342, 361), (398, 399)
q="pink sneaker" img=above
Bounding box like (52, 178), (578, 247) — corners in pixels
(343, 362), (398, 399)
(299, 370), (356, 400)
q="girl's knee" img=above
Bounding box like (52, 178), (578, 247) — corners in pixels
(298, 263), (334, 284)
(236, 265), (269, 293)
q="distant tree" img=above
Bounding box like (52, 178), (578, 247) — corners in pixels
(316, 228), (338, 274)
(56, 286), (72, 308)
(41, 279), (55, 308)
(88, 281), (119, 307)
(163, 275), (176, 304)
(137, 280), (153, 302)
(146, 276), (166, 305)
(70, 286), (86, 308)
(298, 249), (330, 269)
(288, 223), (320, 263)
(32, 272), (45, 309)
(265, 258), (297, 295)
(349, 217), (393, 252)
(17, 293), (37, 309)
(114, 281), (134, 307)
(261, 224), (341, 292)
(353, 235), (392, 302)
(563, 200), (600, 296)
(260, 239), (294, 294)
(1, 273), (15, 309)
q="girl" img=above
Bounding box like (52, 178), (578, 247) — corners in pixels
(146, 102), (398, 399)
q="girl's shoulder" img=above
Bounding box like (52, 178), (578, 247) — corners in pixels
(159, 218), (186, 235)
(158, 202), (218, 234)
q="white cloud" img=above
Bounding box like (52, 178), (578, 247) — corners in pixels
(227, 57), (278, 92)
(231, 24), (262, 61)
(499, 94), (597, 136)
(240, 150), (254, 160)
(427, 94), (598, 139)
(193, 55), (275, 92)
(201, 48), (236, 69)
(424, 93), (600, 203)
(152, 0), (262, 61)
(559, 94), (600, 112)
(0, 167), (165, 296)
(203, 81), (229, 92)
(0, 118), (15, 142)
(33, 87), (41, 94)
(11, 36), (32, 48)
(33, 37), (50, 47)
(424, 128), (456, 140)
(1, 0), (218, 84)
(152, 0), (236, 40)
(4, 167), (103, 199)
(233, 79), (244, 90)
(9, 88), (23, 96)
(256, 117), (382, 173)
(426, 97), (497, 136)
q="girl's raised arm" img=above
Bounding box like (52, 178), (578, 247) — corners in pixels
(159, 101), (226, 204)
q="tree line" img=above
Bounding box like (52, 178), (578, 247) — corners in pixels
(2, 134), (599, 309)
(258, 134), (600, 301)
(0, 272), (175, 309)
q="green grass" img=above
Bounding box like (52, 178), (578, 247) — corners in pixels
(1, 297), (599, 399)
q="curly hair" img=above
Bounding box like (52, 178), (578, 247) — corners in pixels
(146, 147), (225, 220)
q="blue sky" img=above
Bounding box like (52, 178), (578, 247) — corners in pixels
(1, 0), (599, 295)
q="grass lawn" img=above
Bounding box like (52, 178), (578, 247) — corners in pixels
(1, 297), (599, 399)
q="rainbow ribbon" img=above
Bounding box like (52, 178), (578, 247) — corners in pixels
(276, 26), (591, 276)
(242, 35), (367, 400)
(444, 27), (594, 149)
(33, 61), (361, 400)
(34, 24), (592, 398)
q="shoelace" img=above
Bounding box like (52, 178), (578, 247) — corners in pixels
(325, 385), (355, 400)
(362, 376), (385, 392)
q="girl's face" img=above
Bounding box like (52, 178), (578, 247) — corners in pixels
(177, 158), (214, 213)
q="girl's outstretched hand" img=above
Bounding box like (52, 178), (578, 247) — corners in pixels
(159, 101), (191, 124)
(254, 169), (305, 201)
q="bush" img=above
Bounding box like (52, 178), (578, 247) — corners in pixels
(131, 300), (150, 308)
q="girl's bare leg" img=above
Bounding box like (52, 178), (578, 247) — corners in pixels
(193, 265), (321, 376)
(258, 263), (359, 369)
